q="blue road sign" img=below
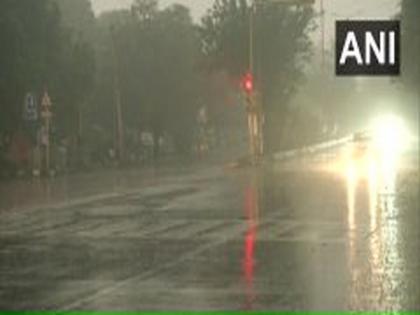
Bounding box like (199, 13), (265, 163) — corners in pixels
(23, 93), (38, 121)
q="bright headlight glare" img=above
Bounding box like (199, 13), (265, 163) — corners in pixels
(371, 114), (409, 153)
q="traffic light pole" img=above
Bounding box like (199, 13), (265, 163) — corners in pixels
(320, 0), (326, 72)
(111, 26), (125, 163)
(45, 114), (50, 174)
(249, 1), (255, 75)
(247, 0), (264, 165)
(41, 91), (52, 176)
(245, 0), (315, 165)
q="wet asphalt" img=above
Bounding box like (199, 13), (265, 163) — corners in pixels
(0, 154), (418, 311)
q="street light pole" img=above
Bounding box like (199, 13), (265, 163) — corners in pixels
(110, 25), (125, 163)
(320, 0), (326, 72)
(246, 1), (259, 165)
(41, 91), (52, 176)
(245, 0), (315, 164)
(249, 1), (256, 75)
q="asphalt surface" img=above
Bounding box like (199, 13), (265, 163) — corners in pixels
(0, 153), (418, 311)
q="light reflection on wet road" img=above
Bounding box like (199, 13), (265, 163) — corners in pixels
(0, 152), (418, 311)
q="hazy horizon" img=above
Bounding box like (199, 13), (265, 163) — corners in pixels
(90, 0), (212, 20)
(90, 0), (399, 31)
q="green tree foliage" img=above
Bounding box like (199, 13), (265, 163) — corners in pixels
(200, 0), (250, 77)
(1, 0), (317, 166)
(54, 0), (95, 41)
(401, 0), (420, 90)
(0, 0), (95, 141)
(401, 0), (420, 93)
(0, 0), (61, 133)
(399, 0), (420, 131)
(54, 0), (96, 140)
(93, 0), (201, 155)
(200, 0), (315, 152)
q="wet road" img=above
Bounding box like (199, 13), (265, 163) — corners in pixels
(0, 153), (418, 311)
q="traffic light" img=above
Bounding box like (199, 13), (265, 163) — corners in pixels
(242, 72), (254, 94)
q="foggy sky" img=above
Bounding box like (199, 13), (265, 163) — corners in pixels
(90, 0), (399, 19)
(90, 0), (211, 20)
(90, 0), (400, 39)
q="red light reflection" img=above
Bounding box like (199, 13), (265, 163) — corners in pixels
(242, 183), (259, 309)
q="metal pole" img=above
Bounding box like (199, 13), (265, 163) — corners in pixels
(45, 115), (50, 175)
(249, 1), (255, 74)
(247, 0), (316, 163)
(115, 87), (124, 162)
(111, 26), (125, 163)
(320, 0), (325, 72)
(247, 1), (255, 163)
(247, 0), (263, 164)
(78, 105), (83, 146)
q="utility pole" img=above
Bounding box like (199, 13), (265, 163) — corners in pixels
(77, 104), (83, 149)
(319, 0), (330, 135)
(41, 90), (52, 176)
(249, 1), (255, 75)
(320, 0), (326, 72)
(245, 0), (263, 165)
(245, 0), (315, 164)
(110, 25), (125, 163)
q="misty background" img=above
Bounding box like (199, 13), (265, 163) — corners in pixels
(0, 0), (418, 177)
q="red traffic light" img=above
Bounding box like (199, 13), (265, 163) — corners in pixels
(242, 73), (254, 94)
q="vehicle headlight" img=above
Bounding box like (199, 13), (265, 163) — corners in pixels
(371, 114), (410, 155)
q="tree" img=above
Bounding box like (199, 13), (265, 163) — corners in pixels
(53, 0), (96, 141)
(401, 0), (420, 92)
(0, 0), (98, 173)
(132, 0), (158, 21)
(0, 0), (62, 134)
(400, 0), (420, 131)
(0, 0), (96, 139)
(149, 4), (201, 154)
(54, 0), (95, 41)
(200, 0), (315, 152)
(93, 1), (201, 157)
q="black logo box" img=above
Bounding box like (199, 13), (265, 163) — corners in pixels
(336, 20), (400, 76)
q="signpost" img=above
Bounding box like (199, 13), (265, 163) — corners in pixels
(23, 92), (41, 176)
(23, 93), (38, 122)
(41, 91), (52, 175)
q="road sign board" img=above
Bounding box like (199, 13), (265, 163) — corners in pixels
(23, 93), (38, 121)
(41, 92), (52, 109)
